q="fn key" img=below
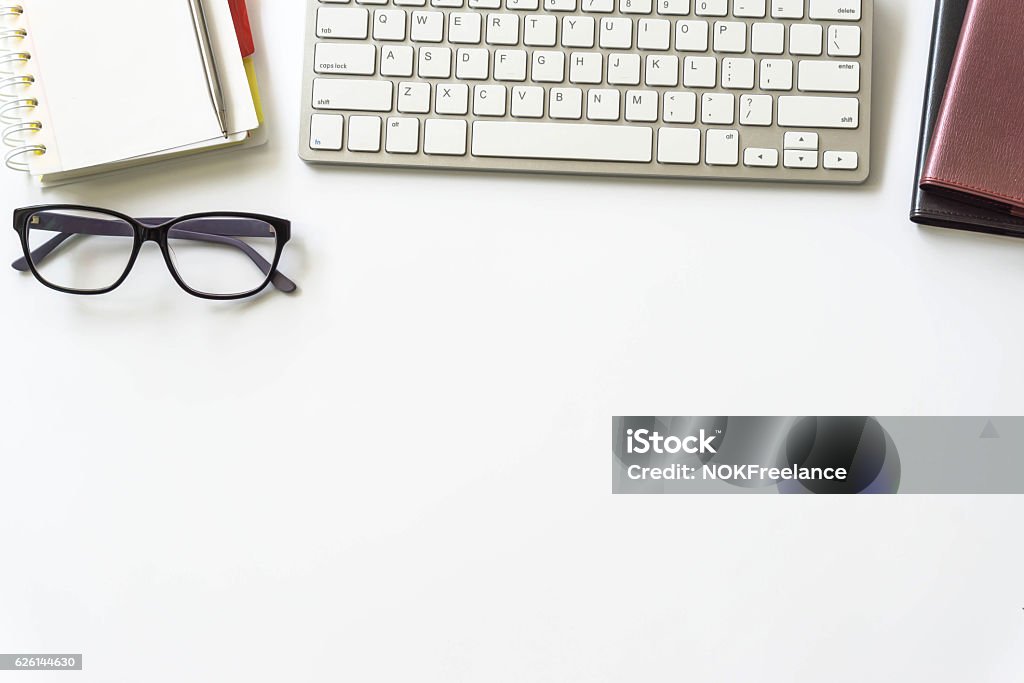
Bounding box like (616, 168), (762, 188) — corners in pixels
(310, 114), (343, 150)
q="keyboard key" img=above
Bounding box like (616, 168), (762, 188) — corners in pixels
(486, 13), (520, 44)
(348, 115), (382, 151)
(507, 0), (539, 8)
(398, 81), (431, 112)
(524, 15), (557, 45)
(473, 84), (507, 115)
(581, 0), (615, 10)
(798, 60), (860, 92)
(472, 121), (653, 162)
(418, 46), (452, 77)
(570, 52), (604, 84)
(663, 91), (697, 122)
(410, 11), (444, 40)
(314, 43), (377, 75)
(778, 96), (858, 128)
(682, 55), (716, 87)
(784, 149), (818, 168)
(656, 0), (691, 14)
(675, 20), (709, 51)
(607, 53), (641, 84)
(809, 0), (860, 21)
(823, 150), (858, 169)
(587, 88), (621, 120)
(789, 24), (822, 55)
(694, 0), (727, 16)
(373, 9), (408, 40)
(432, 0), (463, 6)
(625, 90), (658, 121)
(317, 7), (369, 38)
(385, 117), (420, 153)
(701, 92), (734, 124)
(456, 48), (489, 78)
(532, 51), (565, 81)
(751, 22), (784, 54)
(828, 25), (861, 57)
(313, 78), (394, 111)
(722, 57), (754, 89)
(448, 12), (483, 42)
(620, 0), (653, 12)
(784, 131), (818, 149)
(563, 16), (596, 47)
(494, 49), (528, 80)
(744, 147), (778, 167)
(511, 86), (545, 116)
(713, 21), (746, 53)
(645, 55), (679, 86)
(550, 87), (583, 118)
(545, 0), (577, 9)
(759, 58), (792, 90)
(599, 18), (633, 48)
(771, 0), (803, 19)
(424, 118), (468, 154)
(657, 128), (700, 164)
(734, 0), (766, 17)
(310, 114), (344, 150)
(435, 82), (470, 113)
(637, 18), (671, 49)
(739, 93), (772, 125)
(380, 45), (415, 76)
(705, 129), (739, 165)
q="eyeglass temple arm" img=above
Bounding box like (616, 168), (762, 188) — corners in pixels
(12, 230), (75, 267)
(11, 216), (296, 293)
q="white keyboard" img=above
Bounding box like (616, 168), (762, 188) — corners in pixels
(299, 0), (871, 183)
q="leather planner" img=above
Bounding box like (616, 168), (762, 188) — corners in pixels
(917, 0), (1024, 237)
(917, 0), (1024, 227)
(909, 0), (1024, 235)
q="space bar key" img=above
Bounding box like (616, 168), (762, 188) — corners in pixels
(472, 122), (653, 163)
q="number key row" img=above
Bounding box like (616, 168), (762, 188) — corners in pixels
(320, 0), (862, 20)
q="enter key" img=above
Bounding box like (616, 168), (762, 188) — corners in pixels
(798, 60), (860, 93)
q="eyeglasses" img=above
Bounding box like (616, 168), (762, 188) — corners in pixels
(11, 205), (296, 299)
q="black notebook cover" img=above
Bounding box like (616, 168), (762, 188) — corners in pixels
(910, 0), (1024, 237)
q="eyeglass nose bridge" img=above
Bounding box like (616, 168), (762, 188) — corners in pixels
(140, 225), (163, 243)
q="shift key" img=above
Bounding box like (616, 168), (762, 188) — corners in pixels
(778, 96), (859, 128)
(313, 78), (394, 111)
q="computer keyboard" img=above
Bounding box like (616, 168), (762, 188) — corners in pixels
(299, 0), (872, 183)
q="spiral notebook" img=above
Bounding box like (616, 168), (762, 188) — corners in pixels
(1, 0), (262, 185)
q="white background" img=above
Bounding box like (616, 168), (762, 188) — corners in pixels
(2, 0), (1023, 680)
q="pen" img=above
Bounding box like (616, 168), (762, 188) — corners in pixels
(188, 0), (229, 138)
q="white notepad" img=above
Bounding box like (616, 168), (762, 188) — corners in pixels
(3, 0), (260, 184)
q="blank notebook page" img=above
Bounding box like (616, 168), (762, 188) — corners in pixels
(24, 0), (223, 173)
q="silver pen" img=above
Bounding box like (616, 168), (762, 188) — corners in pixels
(188, 0), (229, 138)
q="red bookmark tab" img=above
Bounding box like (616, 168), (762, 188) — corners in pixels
(228, 0), (256, 58)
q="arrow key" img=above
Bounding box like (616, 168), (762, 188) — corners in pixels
(744, 147), (779, 167)
(784, 149), (818, 169)
(784, 131), (819, 150)
(824, 150), (858, 170)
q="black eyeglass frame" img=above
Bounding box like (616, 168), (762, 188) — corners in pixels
(12, 204), (294, 300)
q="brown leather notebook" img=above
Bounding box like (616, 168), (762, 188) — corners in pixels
(920, 0), (1024, 218)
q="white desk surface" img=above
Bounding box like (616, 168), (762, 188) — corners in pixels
(1, 1), (1022, 681)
